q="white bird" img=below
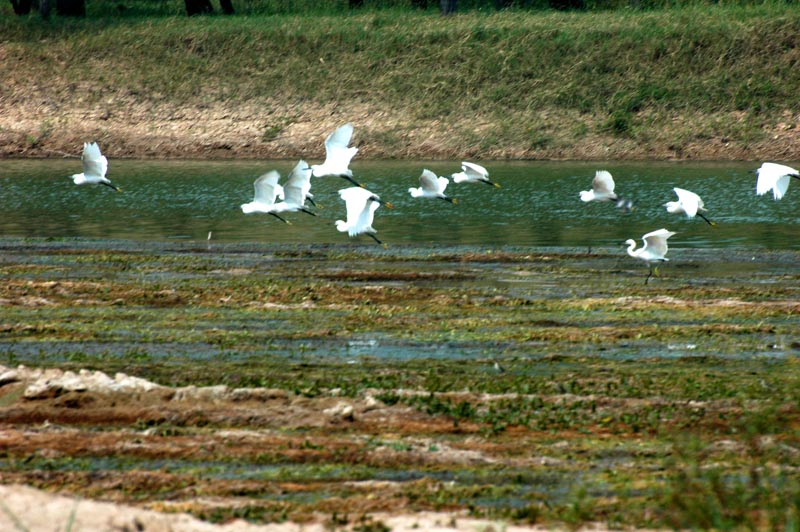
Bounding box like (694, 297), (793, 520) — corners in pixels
(285, 159), (316, 208)
(625, 228), (676, 284)
(241, 166), (316, 224)
(408, 169), (458, 204)
(451, 161), (499, 188)
(664, 187), (715, 226)
(580, 170), (618, 203)
(69, 142), (121, 192)
(309, 123), (362, 187)
(335, 186), (393, 245)
(756, 162), (799, 200)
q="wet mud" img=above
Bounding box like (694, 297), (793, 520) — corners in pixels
(0, 238), (798, 530)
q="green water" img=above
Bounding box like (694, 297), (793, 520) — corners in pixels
(0, 159), (798, 249)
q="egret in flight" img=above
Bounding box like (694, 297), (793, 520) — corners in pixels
(409, 169), (458, 204)
(664, 187), (715, 226)
(580, 170), (634, 212)
(451, 162), (500, 188)
(309, 123), (363, 188)
(625, 228), (676, 285)
(69, 142), (121, 192)
(335, 186), (393, 245)
(241, 164), (316, 224)
(756, 162), (799, 200)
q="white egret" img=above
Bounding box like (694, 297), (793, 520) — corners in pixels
(625, 228), (676, 284)
(451, 161), (500, 188)
(241, 166), (316, 224)
(664, 187), (715, 226)
(756, 162), (799, 200)
(69, 142), (121, 192)
(580, 170), (635, 212)
(580, 170), (618, 203)
(408, 169), (458, 204)
(309, 123), (362, 187)
(335, 186), (393, 245)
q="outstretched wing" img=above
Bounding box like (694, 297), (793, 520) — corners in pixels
(82, 142), (108, 179)
(757, 162), (798, 200)
(252, 170), (281, 205)
(461, 161), (488, 180)
(283, 160), (312, 206)
(642, 228), (674, 258)
(419, 169), (441, 193)
(673, 187), (700, 217)
(592, 170), (615, 195)
(324, 123), (358, 170)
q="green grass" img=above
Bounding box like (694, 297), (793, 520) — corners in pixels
(2, 5), (799, 156)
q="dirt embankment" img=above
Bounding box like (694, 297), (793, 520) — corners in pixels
(3, 93), (800, 161)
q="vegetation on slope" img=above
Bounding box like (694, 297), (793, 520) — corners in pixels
(2, 4), (800, 158)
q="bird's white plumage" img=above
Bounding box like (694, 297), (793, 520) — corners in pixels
(241, 163), (314, 220)
(626, 228), (675, 263)
(310, 123), (359, 178)
(282, 160), (313, 207)
(409, 169), (450, 199)
(665, 187), (705, 218)
(336, 186), (382, 237)
(756, 162), (798, 200)
(451, 161), (495, 186)
(580, 170), (617, 202)
(241, 170), (282, 214)
(70, 142), (118, 190)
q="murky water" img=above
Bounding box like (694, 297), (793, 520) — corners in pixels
(1, 159), (798, 249)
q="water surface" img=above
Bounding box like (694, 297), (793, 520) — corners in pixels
(1, 159), (797, 249)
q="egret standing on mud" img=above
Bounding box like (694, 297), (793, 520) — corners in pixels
(409, 169), (458, 204)
(69, 142), (121, 192)
(309, 123), (363, 188)
(451, 162), (500, 188)
(625, 228), (676, 285)
(335, 186), (393, 245)
(756, 162), (799, 200)
(241, 164), (316, 224)
(664, 187), (716, 226)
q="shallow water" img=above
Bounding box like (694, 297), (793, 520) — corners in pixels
(1, 159), (798, 249)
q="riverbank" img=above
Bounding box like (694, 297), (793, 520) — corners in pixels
(2, 6), (800, 161)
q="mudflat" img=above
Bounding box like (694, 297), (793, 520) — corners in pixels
(0, 239), (798, 530)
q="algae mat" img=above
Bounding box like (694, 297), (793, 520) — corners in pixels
(0, 238), (798, 530)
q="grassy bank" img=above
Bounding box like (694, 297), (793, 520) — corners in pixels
(2, 5), (800, 159)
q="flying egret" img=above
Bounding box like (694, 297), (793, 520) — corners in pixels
(580, 170), (618, 202)
(756, 162), (799, 200)
(241, 167), (316, 224)
(408, 169), (458, 204)
(309, 123), (363, 188)
(335, 186), (393, 245)
(69, 142), (121, 192)
(625, 228), (676, 285)
(664, 187), (716, 226)
(580, 170), (634, 212)
(451, 161), (500, 188)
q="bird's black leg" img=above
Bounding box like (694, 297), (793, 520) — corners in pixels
(101, 181), (121, 192)
(644, 265), (654, 285)
(269, 212), (291, 224)
(306, 196), (318, 208)
(439, 196), (458, 205)
(698, 213), (716, 226)
(481, 179), (501, 188)
(300, 207), (317, 217)
(340, 174), (364, 188)
(366, 233), (383, 245)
